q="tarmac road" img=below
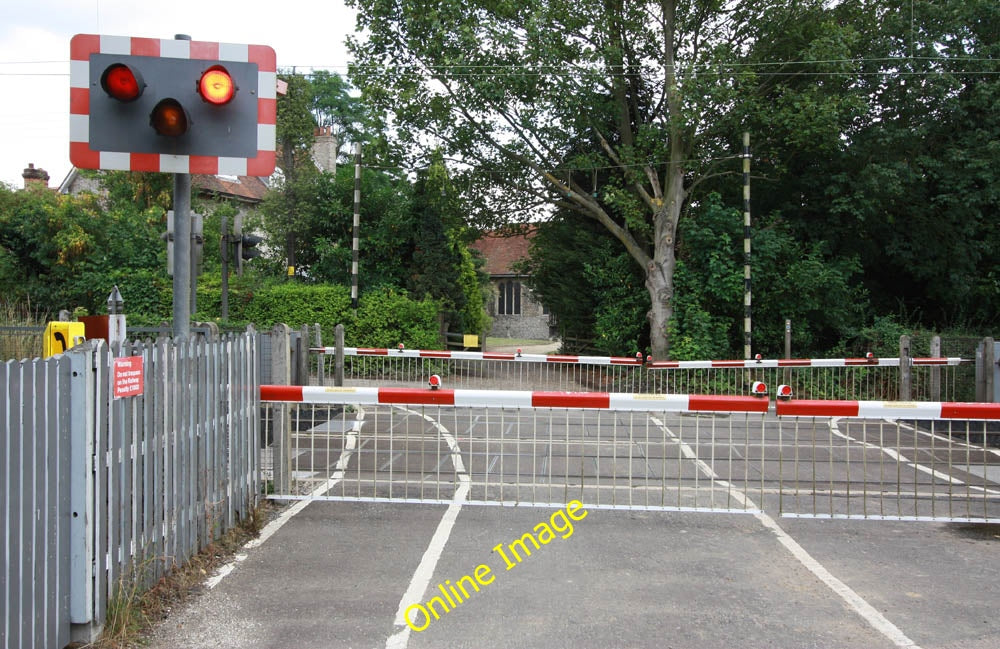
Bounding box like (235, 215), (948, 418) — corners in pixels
(146, 405), (1000, 649)
(144, 500), (1000, 649)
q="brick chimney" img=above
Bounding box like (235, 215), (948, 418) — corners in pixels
(311, 126), (338, 175)
(22, 163), (50, 190)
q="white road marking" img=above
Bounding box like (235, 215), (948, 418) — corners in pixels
(650, 415), (922, 649)
(385, 407), (470, 649)
(830, 418), (1000, 496)
(205, 409), (365, 590)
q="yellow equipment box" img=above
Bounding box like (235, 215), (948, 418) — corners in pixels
(42, 321), (86, 358)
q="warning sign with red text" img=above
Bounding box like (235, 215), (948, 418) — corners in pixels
(113, 356), (144, 399)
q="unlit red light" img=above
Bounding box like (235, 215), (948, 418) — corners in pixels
(198, 66), (235, 105)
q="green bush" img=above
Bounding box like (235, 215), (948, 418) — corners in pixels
(351, 287), (441, 348)
(237, 283), (441, 349)
(243, 283), (353, 335)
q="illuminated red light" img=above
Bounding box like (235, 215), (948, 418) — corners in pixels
(198, 66), (236, 105)
(101, 63), (144, 102)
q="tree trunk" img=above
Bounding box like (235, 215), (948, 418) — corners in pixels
(646, 167), (685, 360)
(645, 254), (675, 360)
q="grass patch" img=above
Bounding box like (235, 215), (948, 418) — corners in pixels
(85, 502), (272, 649)
(0, 297), (48, 361)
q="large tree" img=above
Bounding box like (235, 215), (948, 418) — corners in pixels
(347, 0), (860, 358)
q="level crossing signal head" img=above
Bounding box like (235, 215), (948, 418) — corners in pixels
(239, 234), (263, 260)
(751, 381), (768, 397)
(70, 34), (277, 175)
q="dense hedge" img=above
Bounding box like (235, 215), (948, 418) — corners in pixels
(192, 282), (442, 349)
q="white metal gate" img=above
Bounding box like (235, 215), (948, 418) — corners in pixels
(262, 386), (1000, 522)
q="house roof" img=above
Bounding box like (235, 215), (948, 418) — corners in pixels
(192, 174), (269, 203)
(470, 228), (536, 276)
(58, 167), (268, 204)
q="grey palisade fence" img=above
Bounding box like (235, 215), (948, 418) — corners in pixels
(1, 331), (260, 648)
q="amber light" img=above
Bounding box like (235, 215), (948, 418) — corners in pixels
(100, 63), (144, 102)
(150, 99), (189, 136)
(198, 66), (236, 105)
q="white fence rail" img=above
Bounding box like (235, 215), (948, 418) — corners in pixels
(311, 345), (973, 402)
(261, 386), (1000, 523)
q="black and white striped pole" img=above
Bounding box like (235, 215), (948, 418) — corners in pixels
(352, 142), (361, 312)
(742, 132), (752, 360)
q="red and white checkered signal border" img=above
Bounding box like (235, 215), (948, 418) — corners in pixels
(261, 385), (1000, 420)
(69, 34), (277, 176)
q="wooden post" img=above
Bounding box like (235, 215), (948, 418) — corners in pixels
(783, 319), (791, 385)
(335, 324), (345, 387)
(899, 334), (911, 400)
(982, 337), (996, 403)
(296, 325), (310, 386)
(270, 324), (292, 495)
(929, 335), (941, 401)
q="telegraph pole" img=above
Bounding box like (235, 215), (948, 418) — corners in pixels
(742, 132), (752, 360)
(352, 142), (361, 311)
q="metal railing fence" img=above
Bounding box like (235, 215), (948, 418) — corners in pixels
(0, 325), (45, 362)
(261, 386), (1000, 523)
(311, 346), (973, 401)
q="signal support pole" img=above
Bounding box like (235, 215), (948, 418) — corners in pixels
(173, 171), (192, 338)
(221, 212), (230, 321)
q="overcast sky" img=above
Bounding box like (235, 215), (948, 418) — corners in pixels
(0, 0), (357, 188)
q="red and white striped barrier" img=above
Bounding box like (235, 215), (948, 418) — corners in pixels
(261, 385), (769, 413)
(311, 347), (962, 369)
(775, 400), (1000, 420)
(647, 357), (962, 369)
(312, 346), (644, 365)
(262, 385), (1000, 420)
